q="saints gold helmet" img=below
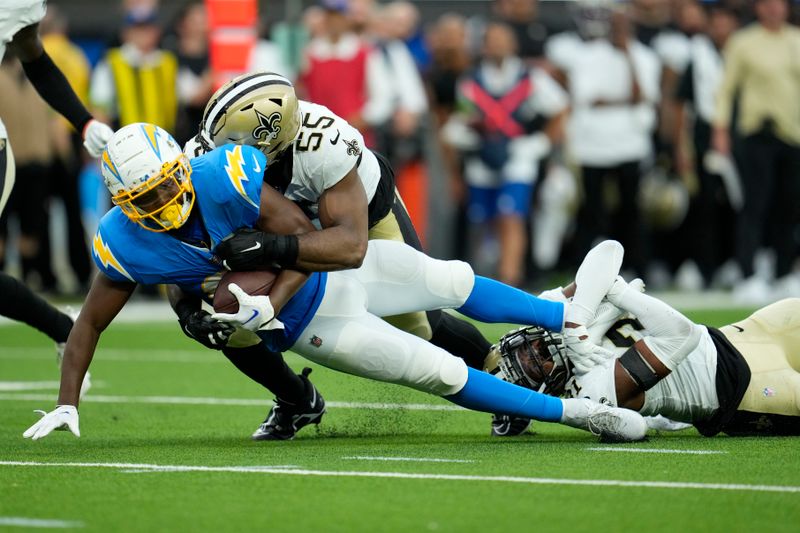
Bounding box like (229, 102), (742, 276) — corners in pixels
(201, 71), (301, 165)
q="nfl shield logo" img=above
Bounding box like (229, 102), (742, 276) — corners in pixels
(763, 387), (775, 397)
(309, 335), (323, 348)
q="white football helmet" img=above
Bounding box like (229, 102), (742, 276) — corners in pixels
(101, 123), (195, 232)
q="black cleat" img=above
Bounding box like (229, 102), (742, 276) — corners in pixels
(252, 368), (326, 441)
(491, 414), (532, 437)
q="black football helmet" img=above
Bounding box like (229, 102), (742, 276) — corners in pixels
(493, 326), (572, 396)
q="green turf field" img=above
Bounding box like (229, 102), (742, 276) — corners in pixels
(1, 308), (798, 532)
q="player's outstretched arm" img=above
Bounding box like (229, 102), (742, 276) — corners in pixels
(23, 274), (135, 440)
(9, 23), (113, 157)
(217, 166), (368, 272)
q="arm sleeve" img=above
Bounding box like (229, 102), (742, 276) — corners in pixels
(21, 51), (93, 133)
(567, 240), (624, 326)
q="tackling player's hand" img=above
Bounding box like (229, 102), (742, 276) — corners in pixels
(563, 324), (613, 374)
(179, 309), (235, 350)
(211, 283), (284, 332)
(216, 228), (298, 271)
(82, 120), (114, 158)
(23, 405), (80, 440)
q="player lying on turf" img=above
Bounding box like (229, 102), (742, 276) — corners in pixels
(172, 72), (496, 440)
(487, 260), (800, 436)
(23, 123), (647, 442)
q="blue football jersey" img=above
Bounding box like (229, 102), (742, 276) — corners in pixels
(92, 144), (326, 351)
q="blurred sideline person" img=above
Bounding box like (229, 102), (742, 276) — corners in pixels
(488, 266), (800, 436)
(712, 0), (800, 302)
(0, 57), (57, 288)
(0, 0), (113, 398)
(41, 5), (93, 291)
(561, 8), (660, 278)
(179, 72), (496, 439)
(297, 0), (393, 147)
(90, 7), (178, 133)
(443, 22), (568, 287)
(673, 3), (740, 288)
(23, 123), (647, 443)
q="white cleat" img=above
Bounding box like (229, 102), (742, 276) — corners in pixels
(586, 402), (648, 443)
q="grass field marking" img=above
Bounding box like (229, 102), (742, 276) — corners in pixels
(342, 456), (476, 463)
(2, 461), (799, 494)
(0, 393), (464, 411)
(0, 381), (61, 392)
(0, 517), (84, 528)
(588, 447), (728, 455)
(0, 346), (219, 364)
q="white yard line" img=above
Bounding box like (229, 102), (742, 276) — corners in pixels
(0, 517), (83, 528)
(0, 381), (61, 392)
(0, 392), (465, 411)
(588, 447), (728, 455)
(0, 461), (797, 494)
(342, 456), (475, 463)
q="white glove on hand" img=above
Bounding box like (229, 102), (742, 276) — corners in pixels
(23, 405), (80, 440)
(210, 283), (284, 332)
(82, 120), (114, 158)
(563, 324), (613, 374)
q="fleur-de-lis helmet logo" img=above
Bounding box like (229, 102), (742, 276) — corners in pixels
(252, 109), (282, 144)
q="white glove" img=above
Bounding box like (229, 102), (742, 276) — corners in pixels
(23, 405), (80, 440)
(563, 324), (613, 374)
(82, 119), (114, 158)
(210, 283), (284, 332)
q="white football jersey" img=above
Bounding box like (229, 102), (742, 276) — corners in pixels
(186, 100), (381, 218)
(0, 0), (46, 138)
(567, 316), (720, 425)
(284, 101), (381, 217)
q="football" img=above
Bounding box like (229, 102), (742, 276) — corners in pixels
(212, 270), (279, 314)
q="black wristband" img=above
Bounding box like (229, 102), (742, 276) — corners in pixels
(22, 51), (93, 133)
(261, 233), (300, 268)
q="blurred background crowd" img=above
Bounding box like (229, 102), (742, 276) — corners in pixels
(1, 0), (799, 305)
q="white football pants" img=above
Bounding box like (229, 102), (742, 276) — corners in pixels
(290, 240), (476, 396)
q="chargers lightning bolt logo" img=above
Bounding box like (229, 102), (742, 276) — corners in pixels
(92, 234), (134, 281)
(225, 145), (258, 208)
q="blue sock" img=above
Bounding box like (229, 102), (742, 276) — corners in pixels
(445, 368), (563, 422)
(457, 276), (564, 331)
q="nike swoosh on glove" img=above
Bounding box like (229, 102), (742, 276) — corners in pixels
(210, 283), (284, 332)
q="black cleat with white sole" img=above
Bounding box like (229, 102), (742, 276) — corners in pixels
(252, 367), (326, 441)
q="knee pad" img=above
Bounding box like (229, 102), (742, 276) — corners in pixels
(423, 259), (474, 308)
(434, 353), (469, 396)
